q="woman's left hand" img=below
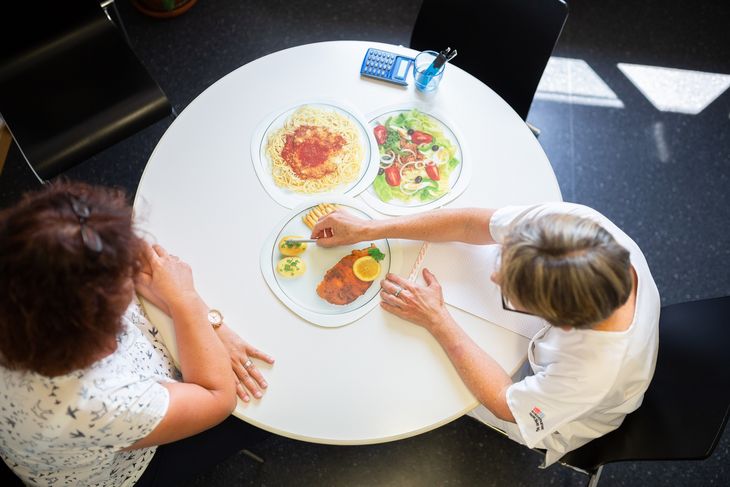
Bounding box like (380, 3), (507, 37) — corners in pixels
(215, 325), (275, 403)
(379, 269), (450, 332)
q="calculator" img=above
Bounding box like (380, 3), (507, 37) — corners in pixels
(360, 48), (414, 86)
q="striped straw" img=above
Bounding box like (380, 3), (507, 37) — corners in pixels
(408, 241), (430, 282)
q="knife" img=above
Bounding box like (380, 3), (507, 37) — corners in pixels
(285, 238), (319, 245)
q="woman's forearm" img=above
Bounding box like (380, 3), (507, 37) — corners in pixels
(168, 293), (236, 401)
(364, 208), (497, 244)
(431, 314), (515, 421)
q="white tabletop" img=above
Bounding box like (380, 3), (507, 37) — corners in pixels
(134, 40), (562, 445)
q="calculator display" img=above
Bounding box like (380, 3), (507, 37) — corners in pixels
(394, 59), (408, 80)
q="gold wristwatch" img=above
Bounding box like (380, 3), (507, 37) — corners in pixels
(207, 309), (224, 329)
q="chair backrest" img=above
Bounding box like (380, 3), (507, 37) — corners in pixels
(561, 296), (730, 472)
(410, 0), (568, 120)
(0, 1), (171, 180)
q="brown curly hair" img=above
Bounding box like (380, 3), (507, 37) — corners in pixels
(0, 180), (144, 376)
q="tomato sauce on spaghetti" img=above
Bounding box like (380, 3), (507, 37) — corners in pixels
(280, 125), (345, 180)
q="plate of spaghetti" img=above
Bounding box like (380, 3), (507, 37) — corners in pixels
(360, 107), (471, 216)
(260, 196), (403, 328)
(252, 102), (379, 208)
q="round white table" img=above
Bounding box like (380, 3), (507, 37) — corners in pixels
(134, 40), (562, 445)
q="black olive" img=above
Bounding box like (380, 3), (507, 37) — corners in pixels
(415, 176), (423, 183)
(407, 129), (414, 135)
(432, 145), (439, 151)
(378, 168), (384, 175)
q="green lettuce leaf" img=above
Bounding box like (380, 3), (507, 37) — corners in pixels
(373, 174), (393, 202)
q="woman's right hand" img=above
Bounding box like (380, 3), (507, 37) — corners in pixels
(310, 209), (372, 248)
(136, 242), (198, 310)
(379, 269), (451, 333)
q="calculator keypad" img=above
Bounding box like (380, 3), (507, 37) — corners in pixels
(363, 49), (396, 77)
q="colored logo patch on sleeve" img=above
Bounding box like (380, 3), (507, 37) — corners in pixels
(530, 406), (545, 432)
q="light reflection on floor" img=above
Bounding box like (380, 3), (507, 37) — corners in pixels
(535, 57), (730, 116)
(617, 63), (730, 114)
(535, 57), (624, 108)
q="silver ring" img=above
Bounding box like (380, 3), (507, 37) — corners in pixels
(394, 286), (403, 298)
(243, 359), (254, 369)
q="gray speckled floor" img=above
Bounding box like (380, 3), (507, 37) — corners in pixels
(1, 1), (728, 485)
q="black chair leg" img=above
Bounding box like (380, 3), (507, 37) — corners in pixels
(16, 144), (46, 185)
(559, 460), (604, 487)
(0, 126), (44, 184)
(101, 0), (132, 46)
(526, 121), (541, 138)
(586, 465), (603, 487)
(242, 449), (264, 463)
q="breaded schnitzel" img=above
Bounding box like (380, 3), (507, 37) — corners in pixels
(317, 245), (376, 305)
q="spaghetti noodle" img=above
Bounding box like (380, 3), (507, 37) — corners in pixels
(266, 106), (363, 193)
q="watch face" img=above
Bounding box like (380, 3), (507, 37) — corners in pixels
(208, 309), (222, 325)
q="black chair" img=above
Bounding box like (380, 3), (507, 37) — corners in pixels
(0, 1), (171, 182)
(410, 0), (568, 123)
(560, 296), (730, 486)
(0, 458), (22, 487)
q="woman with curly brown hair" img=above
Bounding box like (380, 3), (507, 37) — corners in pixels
(0, 180), (273, 486)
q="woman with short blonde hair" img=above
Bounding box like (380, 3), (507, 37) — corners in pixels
(500, 213), (633, 329)
(311, 202), (660, 467)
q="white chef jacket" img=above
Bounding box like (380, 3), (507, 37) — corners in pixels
(470, 202), (660, 467)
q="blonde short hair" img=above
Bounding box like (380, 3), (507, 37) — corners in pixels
(500, 213), (632, 329)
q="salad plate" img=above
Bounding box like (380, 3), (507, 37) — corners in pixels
(360, 106), (471, 215)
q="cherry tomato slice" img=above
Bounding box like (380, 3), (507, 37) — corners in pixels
(425, 163), (440, 181)
(384, 165), (401, 186)
(410, 131), (433, 145)
(373, 125), (388, 145)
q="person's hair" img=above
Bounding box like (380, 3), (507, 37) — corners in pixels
(499, 213), (632, 329)
(0, 180), (144, 376)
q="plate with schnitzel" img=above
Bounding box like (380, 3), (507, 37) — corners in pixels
(260, 196), (403, 328)
(251, 101), (380, 209)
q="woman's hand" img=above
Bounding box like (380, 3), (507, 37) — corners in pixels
(379, 269), (451, 332)
(135, 242), (198, 312)
(135, 247), (171, 315)
(310, 209), (372, 248)
(215, 325), (275, 403)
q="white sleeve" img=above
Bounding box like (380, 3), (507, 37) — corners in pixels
(95, 379), (170, 449)
(489, 205), (538, 243)
(76, 317), (173, 450)
(505, 370), (606, 448)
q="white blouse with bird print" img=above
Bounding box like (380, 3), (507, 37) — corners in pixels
(0, 298), (179, 486)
